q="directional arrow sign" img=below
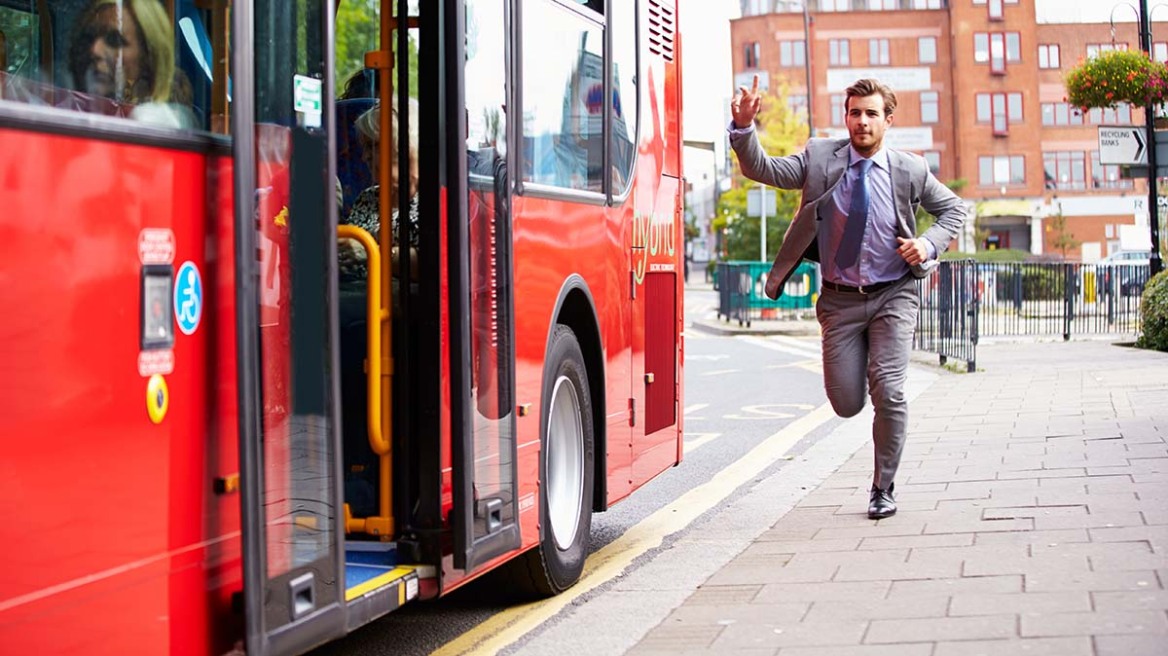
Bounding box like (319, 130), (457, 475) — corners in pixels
(1099, 126), (1147, 165)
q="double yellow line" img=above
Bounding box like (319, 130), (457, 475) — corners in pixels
(435, 401), (837, 655)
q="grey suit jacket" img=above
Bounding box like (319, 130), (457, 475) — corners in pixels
(729, 130), (968, 300)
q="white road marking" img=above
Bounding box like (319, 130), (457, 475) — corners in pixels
(723, 403), (817, 421)
(702, 369), (741, 377)
(683, 432), (721, 453)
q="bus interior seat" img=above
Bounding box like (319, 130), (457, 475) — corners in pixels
(176, 0), (215, 129)
(336, 96), (376, 218)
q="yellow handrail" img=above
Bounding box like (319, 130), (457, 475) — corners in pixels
(336, 225), (393, 538)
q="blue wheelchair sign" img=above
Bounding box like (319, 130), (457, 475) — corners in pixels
(174, 261), (203, 335)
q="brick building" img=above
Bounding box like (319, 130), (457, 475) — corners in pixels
(731, 0), (1164, 260)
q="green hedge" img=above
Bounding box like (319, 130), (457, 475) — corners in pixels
(993, 266), (1068, 302)
(1137, 271), (1168, 352)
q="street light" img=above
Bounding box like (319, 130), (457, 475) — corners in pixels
(1110, 0), (1164, 275)
(777, 0), (814, 139)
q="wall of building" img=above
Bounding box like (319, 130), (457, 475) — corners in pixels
(728, 0), (1162, 261)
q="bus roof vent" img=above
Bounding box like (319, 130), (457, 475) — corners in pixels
(647, 0), (675, 62)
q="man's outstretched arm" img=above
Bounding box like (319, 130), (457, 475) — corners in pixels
(728, 74), (808, 190)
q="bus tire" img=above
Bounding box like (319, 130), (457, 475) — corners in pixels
(515, 324), (594, 596)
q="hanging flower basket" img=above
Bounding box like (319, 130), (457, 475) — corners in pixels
(1064, 49), (1168, 111)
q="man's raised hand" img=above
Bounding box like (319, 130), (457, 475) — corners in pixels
(731, 74), (762, 129)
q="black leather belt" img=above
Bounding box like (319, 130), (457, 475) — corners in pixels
(822, 273), (910, 295)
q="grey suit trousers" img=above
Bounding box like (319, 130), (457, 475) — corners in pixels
(816, 275), (919, 490)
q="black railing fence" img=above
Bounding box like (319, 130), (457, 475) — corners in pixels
(713, 259), (1151, 374)
(915, 260), (979, 372)
(914, 260), (1150, 372)
(974, 262), (1149, 339)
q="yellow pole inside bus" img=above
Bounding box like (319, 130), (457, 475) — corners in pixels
(354, 0), (398, 539)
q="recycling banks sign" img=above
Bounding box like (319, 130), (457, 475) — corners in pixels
(1098, 126), (1148, 165)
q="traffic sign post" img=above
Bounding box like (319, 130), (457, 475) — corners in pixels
(747, 187), (777, 262)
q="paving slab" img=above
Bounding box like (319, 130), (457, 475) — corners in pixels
(628, 340), (1168, 655)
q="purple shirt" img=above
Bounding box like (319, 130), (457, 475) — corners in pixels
(823, 146), (905, 286)
(726, 121), (935, 285)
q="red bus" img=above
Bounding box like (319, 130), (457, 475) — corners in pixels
(0, 0), (684, 654)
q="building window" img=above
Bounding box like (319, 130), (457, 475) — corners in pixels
(919, 37), (937, 64)
(920, 91), (939, 123)
(975, 0), (1020, 3)
(831, 94), (846, 126)
(1006, 33), (1021, 62)
(819, 0), (850, 11)
(748, 0), (770, 16)
(979, 155), (1025, 186)
(1043, 152), (1086, 190)
(867, 0), (897, 9)
(1155, 42), (1168, 62)
(744, 42), (760, 68)
(1038, 44), (1060, 69)
(988, 0), (1004, 20)
(1041, 102), (1085, 126)
(976, 92), (1023, 132)
(975, 32), (1020, 71)
(1091, 152), (1134, 190)
(788, 94), (808, 117)
(990, 33), (1006, 74)
(779, 40), (806, 67)
(923, 151), (941, 174)
(869, 38), (890, 66)
(1089, 104), (1133, 124)
(829, 39), (851, 66)
(1087, 43), (1128, 59)
(912, 0), (943, 8)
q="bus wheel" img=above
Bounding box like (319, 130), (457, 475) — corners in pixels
(515, 325), (594, 596)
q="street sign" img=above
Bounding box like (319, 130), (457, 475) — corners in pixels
(1099, 126), (1147, 165)
(746, 187), (776, 217)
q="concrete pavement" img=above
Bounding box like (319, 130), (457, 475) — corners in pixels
(631, 330), (1168, 654)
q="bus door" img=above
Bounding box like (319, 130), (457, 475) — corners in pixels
(447, 0), (522, 573)
(233, 1), (347, 653)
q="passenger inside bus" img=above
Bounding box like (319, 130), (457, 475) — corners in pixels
(67, 0), (197, 127)
(338, 97), (420, 284)
(337, 95), (419, 520)
(336, 68), (378, 216)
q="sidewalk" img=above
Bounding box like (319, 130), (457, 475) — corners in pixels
(630, 339), (1168, 655)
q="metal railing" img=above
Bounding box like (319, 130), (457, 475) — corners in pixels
(711, 259), (1149, 373)
(915, 260), (979, 372)
(716, 261), (819, 326)
(913, 260), (1151, 372)
(975, 262), (1148, 339)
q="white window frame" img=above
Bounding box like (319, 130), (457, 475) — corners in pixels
(920, 91), (939, 124)
(919, 37), (937, 64)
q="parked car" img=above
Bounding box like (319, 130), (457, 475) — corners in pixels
(1099, 251), (1152, 297)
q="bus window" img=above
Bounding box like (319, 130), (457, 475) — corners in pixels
(610, 0), (638, 196)
(0, 2), (38, 82)
(0, 0), (230, 134)
(520, 0), (604, 194)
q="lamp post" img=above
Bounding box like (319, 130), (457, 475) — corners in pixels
(803, 1), (814, 139)
(1140, 0), (1165, 275)
(1111, 1), (1165, 275)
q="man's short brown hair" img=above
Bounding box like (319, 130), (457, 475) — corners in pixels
(845, 78), (897, 116)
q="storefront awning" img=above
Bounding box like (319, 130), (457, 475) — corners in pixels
(976, 200), (1035, 217)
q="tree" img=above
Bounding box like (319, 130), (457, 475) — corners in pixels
(1047, 209), (1081, 260)
(335, 0), (419, 99)
(716, 81), (805, 262)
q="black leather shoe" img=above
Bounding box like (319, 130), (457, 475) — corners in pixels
(868, 483), (897, 520)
